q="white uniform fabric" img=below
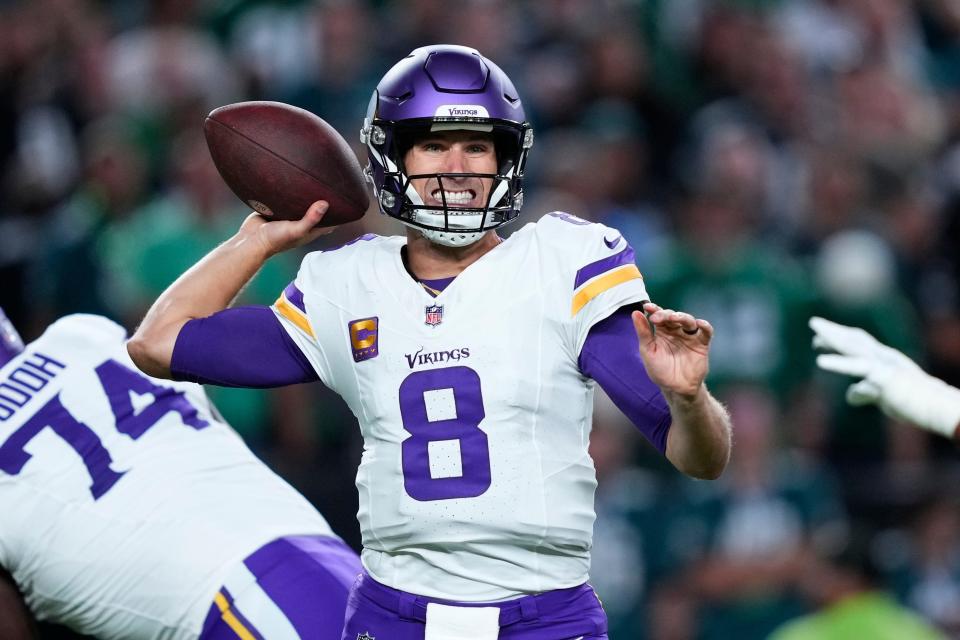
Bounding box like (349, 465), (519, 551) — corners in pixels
(0, 314), (335, 639)
(272, 212), (648, 601)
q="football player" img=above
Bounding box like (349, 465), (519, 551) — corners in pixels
(810, 316), (960, 440)
(0, 308), (361, 639)
(128, 45), (731, 639)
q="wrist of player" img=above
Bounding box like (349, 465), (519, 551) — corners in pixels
(662, 380), (707, 406)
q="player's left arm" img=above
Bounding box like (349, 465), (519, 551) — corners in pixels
(634, 302), (731, 479)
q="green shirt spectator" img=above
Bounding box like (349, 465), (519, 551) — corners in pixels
(768, 592), (945, 640)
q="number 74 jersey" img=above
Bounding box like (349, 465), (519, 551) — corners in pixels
(273, 212), (650, 601)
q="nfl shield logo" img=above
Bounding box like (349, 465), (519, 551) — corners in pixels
(425, 304), (444, 327)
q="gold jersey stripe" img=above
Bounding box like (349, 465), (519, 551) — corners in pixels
(571, 264), (643, 316)
(213, 592), (258, 640)
(274, 295), (315, 339)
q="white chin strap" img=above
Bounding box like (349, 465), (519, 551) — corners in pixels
(401, 215), (486, 247)
(398, 167), (514, 248)
(402, 181), (485, 248)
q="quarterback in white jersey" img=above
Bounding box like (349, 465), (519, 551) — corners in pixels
(130, 45), (731, 640)
(271, 213), (652, 600)
(0, 311), (360, 639)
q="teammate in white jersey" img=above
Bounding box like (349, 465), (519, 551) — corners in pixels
(128, 45), (731, 640)
(0, 309), (361, 639)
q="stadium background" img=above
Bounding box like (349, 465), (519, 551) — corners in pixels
(1, 0), (959, 637)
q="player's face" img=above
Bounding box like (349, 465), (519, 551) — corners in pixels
(403, 130), (497, 210)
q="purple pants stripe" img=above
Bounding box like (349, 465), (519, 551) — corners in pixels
(341, 573), (608, 640)
(201, 535), (362, 640)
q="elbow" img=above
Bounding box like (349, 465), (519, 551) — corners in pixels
(668, 430), (731, 480)
(680, 452), (730, 480)
(126, 330), (175, 379)
(685, 455), (728, 480)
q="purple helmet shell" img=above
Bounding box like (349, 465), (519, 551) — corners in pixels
(0, 307), (24, 369)
(361, 45), (533, 238)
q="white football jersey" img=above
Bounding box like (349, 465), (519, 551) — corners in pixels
(0, 314), (335, 639)
(272, 212), (650, 601)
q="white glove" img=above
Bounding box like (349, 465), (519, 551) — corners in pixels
(809, 316), (960, 439)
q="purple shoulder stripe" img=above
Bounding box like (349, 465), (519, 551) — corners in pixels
(574, 245), (637, 289)
(282, 282), (307, 314)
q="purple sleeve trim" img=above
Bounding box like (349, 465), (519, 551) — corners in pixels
(574, 245), (637, 289)
(171, 306), (319, 388)
(579, 307), (672, 454)
(283, 281), (307, 313)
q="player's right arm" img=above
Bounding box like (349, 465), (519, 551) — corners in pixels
(127, 202), (331, 379)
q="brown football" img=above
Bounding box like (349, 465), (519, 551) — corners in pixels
(204, 101), (369, 226)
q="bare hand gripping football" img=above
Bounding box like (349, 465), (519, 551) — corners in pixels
(204, 101), (369, 225)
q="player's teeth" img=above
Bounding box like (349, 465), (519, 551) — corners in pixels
(433, 190), (474, 204)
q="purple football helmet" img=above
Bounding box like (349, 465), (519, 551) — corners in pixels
(361, 44), (533, 246)
(0, 307), (24, 369)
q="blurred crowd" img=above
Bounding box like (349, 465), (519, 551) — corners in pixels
(2, 0), (960, 638)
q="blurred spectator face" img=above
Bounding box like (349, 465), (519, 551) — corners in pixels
(743, 30), (810, 137)
(840, 0), (912, 52)
(537, 129), (608, 209)
(579, 101), (649, 205)
(522, 47), (585, 128)
(699, 7), (766, 91)
(82, 121), (147, 215)
(586, 25), (649, 101)
(446, 0), (518, 63)
(530, 0), (601, 38)
(806, 149), (867, 237)
(317, 1), (375, 83)
(700, 125), (769, 211)
(168, 132), (232, 217)
(837, 65), (910, 146)
(883, 188), (938, 259)
(834, 63), (944, 165)
(678, 193), (751, 256)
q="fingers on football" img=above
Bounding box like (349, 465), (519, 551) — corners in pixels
(302, 200), (329, 226)
(816, 353), (872, 378)
(300, 200), (337, 239)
